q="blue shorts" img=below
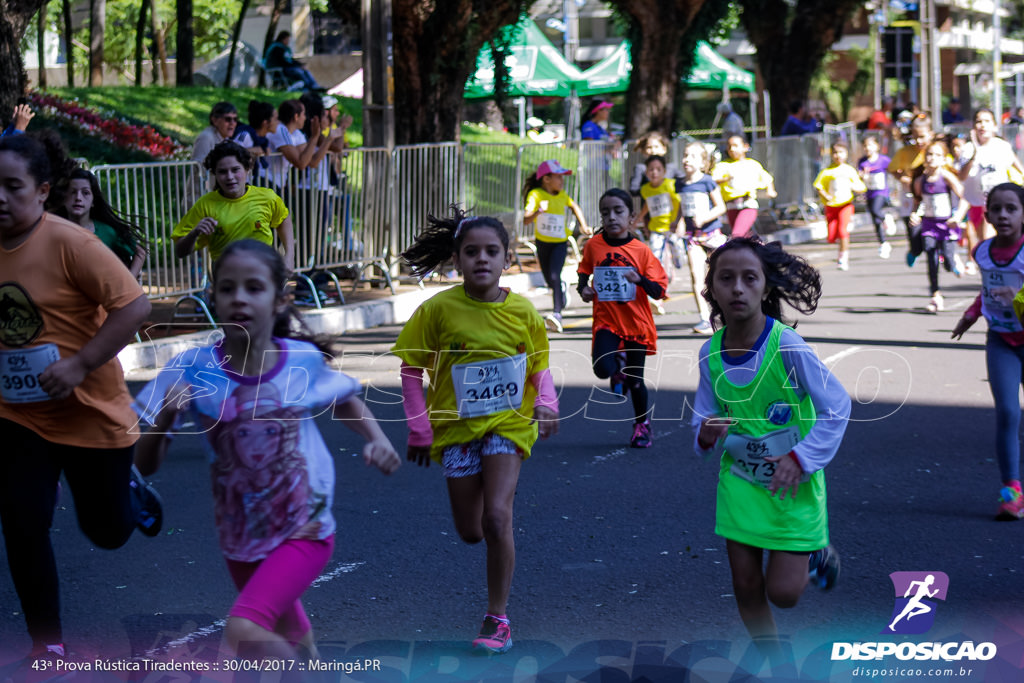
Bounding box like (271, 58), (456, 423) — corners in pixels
(441, 433), (521, 478)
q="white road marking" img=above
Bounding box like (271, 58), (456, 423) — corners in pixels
(140, 562), (364, 657)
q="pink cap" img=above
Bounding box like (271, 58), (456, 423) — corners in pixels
(593, 100), (613, 112)
(536, 159), (573, 179)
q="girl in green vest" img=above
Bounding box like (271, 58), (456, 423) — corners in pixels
(692, 236), (850, 650)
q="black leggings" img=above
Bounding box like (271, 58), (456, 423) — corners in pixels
(536, 240), (568, 315)
(0, 418), (137, 647)
(866, 194), (889, 243)
(904, 217), (924, 257)
(592, 328), (650, 424)
(923, 234), (956, 295)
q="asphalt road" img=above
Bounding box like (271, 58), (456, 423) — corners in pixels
(2, 232), (1023, 683)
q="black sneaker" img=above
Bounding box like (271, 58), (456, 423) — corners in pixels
(129, 466), (163, 537)
(808, 545), (840, 591)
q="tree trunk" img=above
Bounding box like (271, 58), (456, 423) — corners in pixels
(150, 0), (163, 85)
(224, 0), (252, 88)
(36, 1), (47, 88)
(134, 0), (148, 85)
(389, 0), (525, 144)
(175, 0), (193, 85)
(61, 0), (72, 86)
(89, 0), (104, 86)
(0, 0), (47, 120)
(259, 0), (288, 88)
(739, 0), (863, 132)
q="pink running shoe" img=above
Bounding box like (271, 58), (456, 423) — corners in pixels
(996, 484), (1024, 520)
(630, 421), (652, 448)
(472, 615), (512, 653)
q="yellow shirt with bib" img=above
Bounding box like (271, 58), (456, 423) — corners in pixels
(391, 287), (550, 463)
(525, 188), (574, 243)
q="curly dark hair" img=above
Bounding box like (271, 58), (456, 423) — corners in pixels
(702, 236), (822, 329)
(203, 140), (252, 173)
(401, 205), (509, 279)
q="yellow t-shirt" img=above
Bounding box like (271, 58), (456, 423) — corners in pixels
(0, 213), (144, 448)
(525, 188), (574, 243)
(391, 286), (550, 462)
(172, 186), (289, 261)
(813, 163), (867, 207)
(712, 158), (773, 202)
(640, 180), (680, 233)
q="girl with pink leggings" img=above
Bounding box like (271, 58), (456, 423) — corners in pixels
(713, 135), (777, 238)
(134, 240), (401, 661)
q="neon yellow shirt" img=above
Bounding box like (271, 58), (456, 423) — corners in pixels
(712, 158), (773, 202)
(813, 163), (867, 207)
(525, 188), (574, 243)
(707, 320), (829, 551)
(391, 286), (550, 462)
(640, 179), (680, 233)
(172, 186), (289, 261)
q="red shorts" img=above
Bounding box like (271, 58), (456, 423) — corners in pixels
(826, 203), (854, 243)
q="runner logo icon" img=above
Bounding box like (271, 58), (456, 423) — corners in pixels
(883, 571), (949, 634)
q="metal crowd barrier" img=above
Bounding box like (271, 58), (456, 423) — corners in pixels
(91, 132), (888, 326)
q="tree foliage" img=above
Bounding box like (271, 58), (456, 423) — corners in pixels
(605, 0), (725, 138)
(328, 0), (532, 144)
(738, 0), (863, 131)
(1, 0), (48, 120)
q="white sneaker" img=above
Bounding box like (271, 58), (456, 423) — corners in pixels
(545, 313), (563, 333)
(952, 253), (965, 277)
(651, 300), (666, 315)
(837, 254), (849, 271)
(884, 213), (899, 236)
(925, 293), (944, 314)
(879, 242), (892, 259)
(965, 261), (978, 276)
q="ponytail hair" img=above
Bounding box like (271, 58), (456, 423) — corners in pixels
(212, 239), (336, 357)
(401, 205), (509, 279)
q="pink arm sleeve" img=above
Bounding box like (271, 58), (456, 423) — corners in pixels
(531, 368), (559, 412)
(400, 363), (433, 447)
(965, 293), (982, 320)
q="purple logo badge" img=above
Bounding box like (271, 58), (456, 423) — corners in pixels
(883, 571), (950, 634)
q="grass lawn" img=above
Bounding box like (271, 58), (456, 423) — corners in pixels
(49, 86), (530, 149)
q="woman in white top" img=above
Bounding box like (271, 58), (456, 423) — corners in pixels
(266, 99), (341, 192)
(959, 108), (1024, 272)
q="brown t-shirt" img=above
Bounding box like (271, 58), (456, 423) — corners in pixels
(0, 213), (144, 447)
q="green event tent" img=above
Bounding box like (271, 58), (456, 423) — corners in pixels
(576, 40), (754, 96)
(464, 17), (584, 99)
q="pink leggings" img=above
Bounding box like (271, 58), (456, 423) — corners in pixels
(225, 535), (334, 644)
(726, 208), (758, 237)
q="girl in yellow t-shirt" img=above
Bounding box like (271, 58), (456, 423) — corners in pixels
(813, 141), (867, 271)
(393, 208), (560, 655)
(712, 135), (776, 238)
(522, 159), (591, 333)
(173, 141), (295, 274)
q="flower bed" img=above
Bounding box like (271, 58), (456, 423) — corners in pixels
(28, 91), (188, 161)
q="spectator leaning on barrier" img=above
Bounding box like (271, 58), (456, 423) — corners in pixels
(779, 101), (819, 136)
(192, 102), (239, 164)
(942, 97), (966, 126)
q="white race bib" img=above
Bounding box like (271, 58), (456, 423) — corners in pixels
(922, 193), (952, 218)
(0, 343), (60, 403)
(682, 192), (710, 218)
(646, 192), (673, 218)
(451, 353), (526, 419)
(593, 266), (637, 302)
(979, 169), (1004, 196)
(536, 213), (566, 240)
(829, 177), (851, 200)
(724, 426), (808, 488)
(982, 270), (1024, 332)
(866, 171), (887, 191)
